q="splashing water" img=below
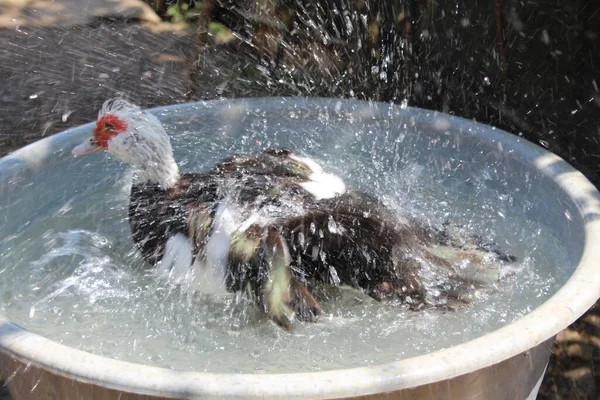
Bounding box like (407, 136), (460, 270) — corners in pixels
(0, 99), (575, 373)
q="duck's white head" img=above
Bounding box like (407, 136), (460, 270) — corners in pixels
(72, 99), (179, 188)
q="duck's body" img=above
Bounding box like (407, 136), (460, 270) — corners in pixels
(74, 99), (514, 329)
(127, 149), (429, 322)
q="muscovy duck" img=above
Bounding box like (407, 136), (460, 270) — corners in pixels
(72, 99), (514, 330)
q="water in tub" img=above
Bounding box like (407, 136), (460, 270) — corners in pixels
(0, 103), (571, 373)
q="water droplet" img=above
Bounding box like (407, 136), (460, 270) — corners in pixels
(541, 30), (550, 45)
(329, 265), (341, 285)
(62, 111), (72, 122)
(327, 216), (339, 234)
(311, 245), (319, 260)
(297, 232), (305, 247)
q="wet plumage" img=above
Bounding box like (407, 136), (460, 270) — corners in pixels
(74, 99), (515, 330)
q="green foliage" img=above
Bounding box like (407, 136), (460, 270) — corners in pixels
(165, 1), (202, 24)
(162, 0), (234, 43)
(208, 21), (235, 44)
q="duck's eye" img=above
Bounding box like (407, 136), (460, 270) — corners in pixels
(104, 122), (115, 131)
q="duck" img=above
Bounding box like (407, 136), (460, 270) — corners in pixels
(72, 98), (515, 330)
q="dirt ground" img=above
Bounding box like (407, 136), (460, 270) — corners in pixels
(0, 1), (599, 399)
(540, 302), (600, 399)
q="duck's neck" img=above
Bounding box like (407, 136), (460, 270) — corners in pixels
(133, 154), (180, 189)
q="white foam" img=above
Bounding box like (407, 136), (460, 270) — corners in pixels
(290, 154), (346, 200)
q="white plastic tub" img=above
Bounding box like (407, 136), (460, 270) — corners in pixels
(1, 98), (599, 399)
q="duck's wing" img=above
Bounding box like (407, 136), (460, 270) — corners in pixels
(274, 192), (426, 294)
(213, 149), (346, 200)
(222, 190), (429, 329)
(214, 149), (309, 177)
(242, 191), (517, 312)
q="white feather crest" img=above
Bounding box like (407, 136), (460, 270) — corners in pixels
(99, 98), (141, 118)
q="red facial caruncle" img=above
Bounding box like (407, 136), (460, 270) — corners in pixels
(94, 114), (128, 148)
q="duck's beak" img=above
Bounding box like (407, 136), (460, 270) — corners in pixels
(72, 137), (102, 157)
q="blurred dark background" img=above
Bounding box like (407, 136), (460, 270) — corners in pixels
(0, 0), (599, 398)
